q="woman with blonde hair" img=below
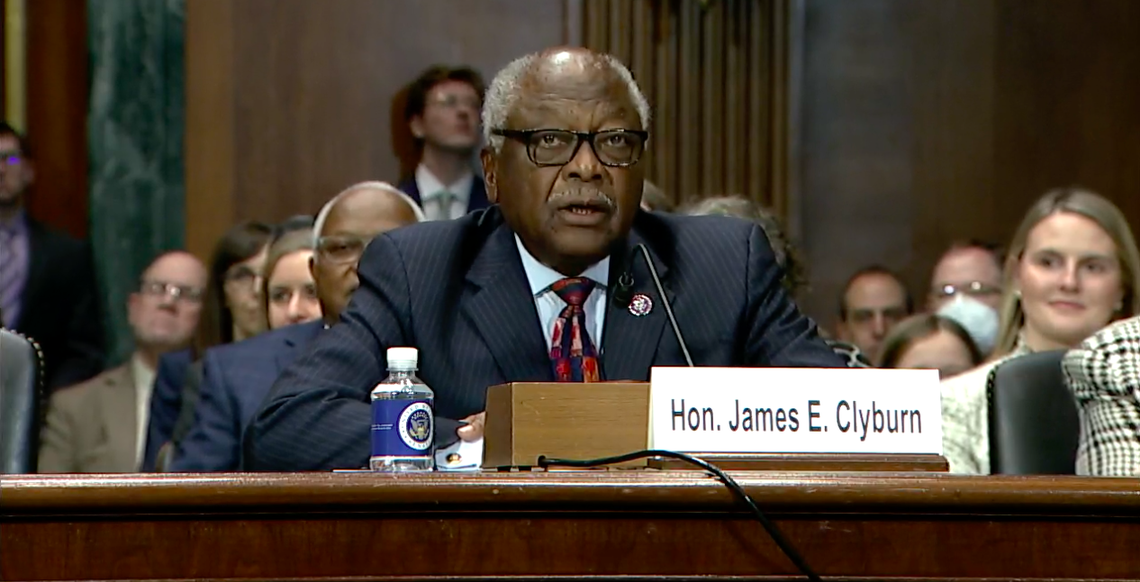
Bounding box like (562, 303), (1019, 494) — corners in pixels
(941, 187), (1140, 474)
(260, 228), (322, 330)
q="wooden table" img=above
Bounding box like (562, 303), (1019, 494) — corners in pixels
(3, 471), (1139, 581)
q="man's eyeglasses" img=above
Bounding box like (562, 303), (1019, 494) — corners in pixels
(316, 235), (369, 265)
(490, 128), (649, 167)
(140, 281), (204, 303)
(933, 281), (1002, 299)
(0, 152), (23, 166)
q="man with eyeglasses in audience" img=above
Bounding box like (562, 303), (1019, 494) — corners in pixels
(398, 65), (490, 220)
(39, 251), (206, 472)
(927, 239), (1004, 311)
(167, 183), (421, 472)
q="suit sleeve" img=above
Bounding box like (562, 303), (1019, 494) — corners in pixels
(170, 353), (239, 471)
(37, 392), (79, 473)
(743, 224), (845, 368)
(246, 233), (413, 471)
(47, 242), (105, 389)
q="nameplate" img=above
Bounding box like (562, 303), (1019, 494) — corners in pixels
(648, 367), (942, 454)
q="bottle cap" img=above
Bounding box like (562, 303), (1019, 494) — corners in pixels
(386, 347), (419, 370)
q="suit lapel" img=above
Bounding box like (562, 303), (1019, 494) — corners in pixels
(398, 178), (423, 205)
(601, 230), (671, 381)
(17, 222), (51, 325)
(462, 224), (552, 382)
(100, 364), (139, 470)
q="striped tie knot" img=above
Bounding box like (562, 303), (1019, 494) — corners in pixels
(551, 277), (595, 307)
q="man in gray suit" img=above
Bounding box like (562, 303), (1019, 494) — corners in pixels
(39, 251), (206, 472)
(248, 47), (843, 471)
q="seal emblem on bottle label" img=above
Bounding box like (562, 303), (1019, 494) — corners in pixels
(398, 401), (433, 451)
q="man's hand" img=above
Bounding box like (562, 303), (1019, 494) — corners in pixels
(457, 412), (485, 442)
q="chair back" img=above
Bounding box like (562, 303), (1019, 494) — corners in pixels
(987, 350), (1079, 475)
(0, 328), (45, 473)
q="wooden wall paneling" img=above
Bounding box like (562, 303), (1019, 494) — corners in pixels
(992, 0), (1140, 228)
(24, 0), (87, 239)
(652, 2), (677, 205)
(184, 0), (236, 262)
(582, 1), (790, 212)
(1, 0), (6, 115)
(700, 0), (723, 199)
(185, 0), (573, 260)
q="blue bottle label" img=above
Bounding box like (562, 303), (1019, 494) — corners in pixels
(371, 398), (434, 457)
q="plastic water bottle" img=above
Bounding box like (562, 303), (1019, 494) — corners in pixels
(370, 347), (435, 471)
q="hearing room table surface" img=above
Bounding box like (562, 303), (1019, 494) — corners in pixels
(2, 470), (1139, 581)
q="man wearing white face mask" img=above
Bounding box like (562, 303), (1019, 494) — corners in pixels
(937, 294), (1000, 357)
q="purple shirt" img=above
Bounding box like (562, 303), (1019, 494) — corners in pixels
(0, 211), (30, 328)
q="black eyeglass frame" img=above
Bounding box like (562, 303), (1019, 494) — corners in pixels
(490, 128), (649, 167)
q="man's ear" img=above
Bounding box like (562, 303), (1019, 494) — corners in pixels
(409, 116), (425, 139)
(480, 146), (498, 203)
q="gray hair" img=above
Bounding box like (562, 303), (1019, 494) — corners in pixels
(482, 51), (651, 152)
(312, 181), (425, 247)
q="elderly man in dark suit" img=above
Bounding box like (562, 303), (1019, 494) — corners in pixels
(1064, 315), (1140, 477)
(248, 47), (843, 471)
(167, 183), (423, 471)
(0, 122), (105, 390)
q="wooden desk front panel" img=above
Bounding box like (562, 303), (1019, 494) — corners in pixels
(3, 472), (1139, 581)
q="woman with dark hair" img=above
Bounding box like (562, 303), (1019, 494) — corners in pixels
(192, 221), (276, 358)
(140, 221), (275, 470)
(878, 314), (983, 379)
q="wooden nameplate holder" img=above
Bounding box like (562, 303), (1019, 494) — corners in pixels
(481, 382), (948, 472)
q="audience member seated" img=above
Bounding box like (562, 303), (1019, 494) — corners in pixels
(38, 251), (206, 472)
(0, 122), (105, 390)
(398, 65), (488, 220)
(139, 221), (274, 470)
(172, 183), (422, 471)
(935, 293), (1000, 356)
(262, 228), (322, 329)
(639, 180), (672, 212)
(878, 314), (982, 379)
(683, 195), (870, 367)
(1064, 316), (1140, 476)
(835, 265), (913, 364)
(942, 187), (1140, 474)
(247, 47), (843, 471)
(927, 239), (1004, 312)
(158, 218), (318, 469)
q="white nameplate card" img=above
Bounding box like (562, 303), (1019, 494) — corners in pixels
(648, 367), (942, 454)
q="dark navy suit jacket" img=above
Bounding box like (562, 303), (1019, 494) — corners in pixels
(247, 207), (844, 471)
(169, 321), (324, 472)
(397, 176), (489, 215)
(140, 348), (192, 471)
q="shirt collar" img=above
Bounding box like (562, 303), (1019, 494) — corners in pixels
(514, 234), (610, 297)
(416, 164), (474, 203)
(130, 352), (157, 399)
(0, 210), (28, 236)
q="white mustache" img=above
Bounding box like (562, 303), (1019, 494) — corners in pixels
(549, 189), (616, 209)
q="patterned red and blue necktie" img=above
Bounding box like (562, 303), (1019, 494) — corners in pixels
(549, 277), (600, 382)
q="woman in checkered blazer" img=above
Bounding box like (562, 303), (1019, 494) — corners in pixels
(940, 188), (1140, 474)
(1064, 316), (1140, 476)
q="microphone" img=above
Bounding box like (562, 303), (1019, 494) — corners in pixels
(612, 243), (694, 367)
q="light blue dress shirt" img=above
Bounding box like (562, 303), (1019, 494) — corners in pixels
(514, 234), (609, 352)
